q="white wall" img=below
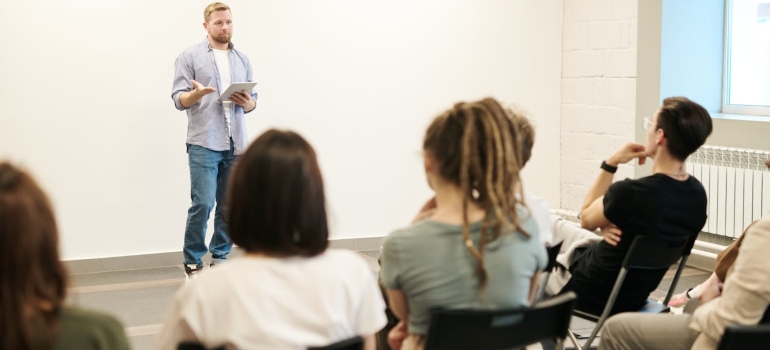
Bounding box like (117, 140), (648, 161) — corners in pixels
(560, 0), (638, 211)
(0, 0), (563, 260)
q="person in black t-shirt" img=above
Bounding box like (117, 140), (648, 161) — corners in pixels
(547, 97), (713, 315)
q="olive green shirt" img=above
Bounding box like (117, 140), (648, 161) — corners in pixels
(49, 307), (130, 350)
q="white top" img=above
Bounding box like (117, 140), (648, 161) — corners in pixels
(157, 249), (387, 350)
(213, 48), (233, 137)
(524, 190), (553, 245)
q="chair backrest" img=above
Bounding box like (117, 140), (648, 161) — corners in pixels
(178, 337), (362, 350)
(762, 304), (770, 324)
(622, 234), (697, 270)
(177, 343), (224, 350)
(423, 292), (577, 350)
(308, 336), (364, 350)
(533, 241), (564, 302)
(545, 241), (563, 272)
(717, 324), (770, 350)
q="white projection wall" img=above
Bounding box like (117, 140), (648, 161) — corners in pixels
(0, 0), (563, 260)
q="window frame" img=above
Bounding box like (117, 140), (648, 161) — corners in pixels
(722, 0), (770, 116)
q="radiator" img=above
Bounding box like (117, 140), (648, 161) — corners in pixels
(687, 146), (770, 239)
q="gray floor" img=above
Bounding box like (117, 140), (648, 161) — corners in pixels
(66, 249), (710, 350)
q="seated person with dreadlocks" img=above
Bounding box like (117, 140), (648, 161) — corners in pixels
(379, 98), (548, 350)
(546, 97), (712, 315)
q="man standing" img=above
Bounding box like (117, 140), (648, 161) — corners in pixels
(171, 2), (257, 279)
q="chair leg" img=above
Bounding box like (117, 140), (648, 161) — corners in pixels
(555, 337), (566, 350)
(582, 326), (601, 350)
(534, 272), (550, 302)
(567, 328), (582, 350)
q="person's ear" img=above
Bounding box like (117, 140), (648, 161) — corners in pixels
(423, 151), (434, 173)
(656, 128), (666, 145)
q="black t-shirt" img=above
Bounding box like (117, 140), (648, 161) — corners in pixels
(563, 173), (707, 315)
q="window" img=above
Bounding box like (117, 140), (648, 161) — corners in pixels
(723, 0), (770, 116)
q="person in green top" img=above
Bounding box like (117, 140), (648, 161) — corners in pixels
(0, 162), (130, 350)
(380, 98), (547, 350)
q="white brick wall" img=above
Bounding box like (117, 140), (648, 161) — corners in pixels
(560, 0), (638, 212)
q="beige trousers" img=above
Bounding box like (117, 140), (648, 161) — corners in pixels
(599, 312), (705, 350)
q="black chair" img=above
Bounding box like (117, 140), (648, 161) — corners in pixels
(308, 336), (364, 350)
(567, 234), (697, 350)
(177, 343), (224, 350)
(423, 291), (577, 350)
(178, 336), (362, 350)
(762, 304), (770, 324)
(715, 304), (770, 349)
(717, 324), (770, 350)
(534, 241), (564, 302)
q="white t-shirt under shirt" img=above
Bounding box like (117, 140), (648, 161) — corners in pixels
(213, 49), (232, 137)
(157, 249), (387, 350)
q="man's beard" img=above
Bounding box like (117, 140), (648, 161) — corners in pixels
(213, 33), (231, 44)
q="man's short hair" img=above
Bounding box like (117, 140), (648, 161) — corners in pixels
(204, 2), (230, 23)
(657, 97), (713, 161)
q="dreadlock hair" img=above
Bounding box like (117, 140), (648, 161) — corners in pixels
(423, 97), (530, 298)
(507, 107), (535, 166)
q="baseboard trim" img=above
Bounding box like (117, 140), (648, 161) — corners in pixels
(687, 249), (717, 272)
(64, 236), (386, 275)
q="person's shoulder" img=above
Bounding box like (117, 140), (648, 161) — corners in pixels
(388, 220), (437, 240)
(751, 215), (770, 235)
(611, 175), (670, 196)
(684, 175), (707, 191)
(231, 44), (250, 56)
(230, 44), (253, 63)
(59, 306), (126, 336)
(323, 249), (375, 269)
(320, 250), (379, 284)
(179, 41), (207, 57)
(323, 249), (368, 264)
(514, 204), (540, 234)
(381, 221), (437, 255)
(615, 176), (648, 187)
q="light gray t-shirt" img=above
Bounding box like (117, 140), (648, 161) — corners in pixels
(380, 208), (547, 335)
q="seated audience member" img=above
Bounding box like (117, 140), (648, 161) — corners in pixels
(546, 97), (713, 315)
(0, 162), (130, 350)
(157, 130), (387, 350)
(511, 110), (553, 246)
(599, 161), (770, 350)
(408, 108), (552, 244)
(380, 98), (548, 350)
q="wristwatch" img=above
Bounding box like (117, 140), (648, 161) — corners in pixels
(601, 160), (618, 174)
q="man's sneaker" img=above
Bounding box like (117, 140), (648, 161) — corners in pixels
(210, 258), (227, 268)
(184, 264), (204, 282)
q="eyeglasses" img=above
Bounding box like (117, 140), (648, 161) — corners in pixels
(642, 117), (656, 130)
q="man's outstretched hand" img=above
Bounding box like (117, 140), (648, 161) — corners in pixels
(191, 79), (215, 97)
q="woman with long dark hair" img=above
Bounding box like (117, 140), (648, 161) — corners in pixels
(0, 162), (130, 350)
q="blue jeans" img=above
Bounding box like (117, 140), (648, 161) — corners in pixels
(183, 142), (236, 265)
